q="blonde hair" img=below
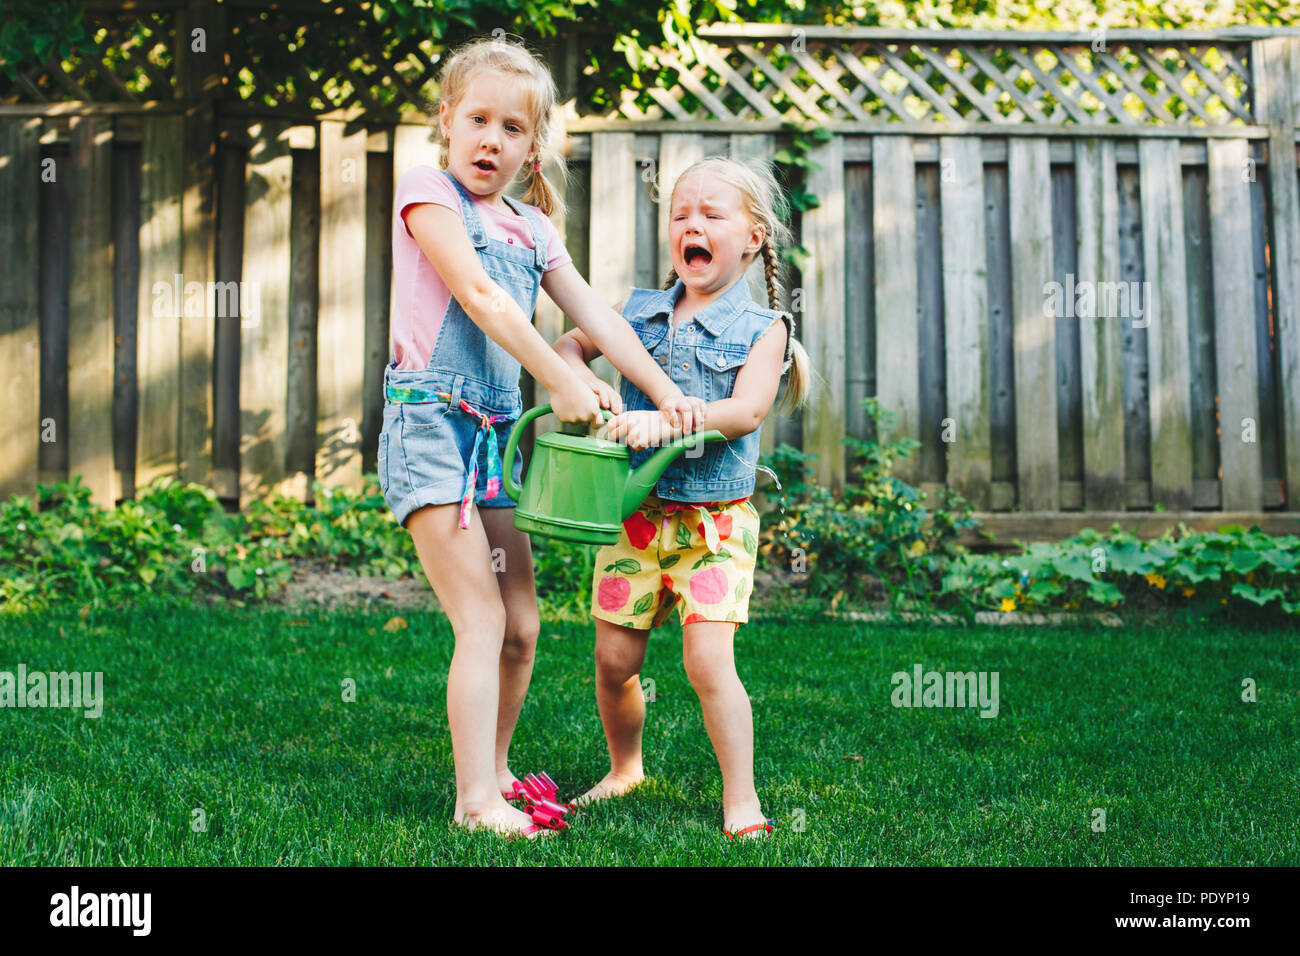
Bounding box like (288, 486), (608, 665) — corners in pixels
(661, 156), (811, 413)
(431, 35), (566, 218)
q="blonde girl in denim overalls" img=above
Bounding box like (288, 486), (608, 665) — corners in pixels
(379, 38), (706, 839)
(553, 157), (812, 839)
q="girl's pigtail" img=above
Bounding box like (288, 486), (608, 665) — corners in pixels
(760, 239), (811, 413)
(662, 269), (679, 290)
(522, 146), (567, 220)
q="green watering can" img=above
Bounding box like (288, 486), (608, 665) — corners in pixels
(502, 404), (727, 545)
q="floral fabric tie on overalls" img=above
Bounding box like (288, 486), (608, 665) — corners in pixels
(384, 385), (510, 528)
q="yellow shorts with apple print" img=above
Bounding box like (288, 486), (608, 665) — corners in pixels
(589, 494), (760, 630)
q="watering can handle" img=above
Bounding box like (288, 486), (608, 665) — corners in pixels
(501, 404), (615, 501)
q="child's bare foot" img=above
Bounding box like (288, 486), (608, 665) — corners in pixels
(723, 800), (771, 840)
(497, 769), (520, 797)
(573, 770), (645, 806)
(455, 802), (552, 839)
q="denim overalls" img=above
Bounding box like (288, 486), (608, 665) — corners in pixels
(617, 277), (792, 503)
(377, 170), (548, 529)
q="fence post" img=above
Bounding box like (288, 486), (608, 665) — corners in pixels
(1252, 37), (1300, 510)
(0, 118), (41, 502)
(68, 114), (118, 508)
(137, 116), (185, 492)
(872, 136), (919, 486)
(939, 136), (991, 510)
(175, 0), (224, 490)
(803, 134), (846, 492)
(1008, 138), (1057, 512)
(317, 116), (369, 494)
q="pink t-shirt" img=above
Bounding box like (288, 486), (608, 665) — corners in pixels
(390, 166), (572, 370)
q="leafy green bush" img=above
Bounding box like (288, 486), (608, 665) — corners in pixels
(943, 525), (1300, 617)
(758, 398), (981, 611)
(0, 475), (299, 612)
(1, 473), (599, 616)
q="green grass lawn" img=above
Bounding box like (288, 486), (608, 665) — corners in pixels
(1, 602), (1295, 866)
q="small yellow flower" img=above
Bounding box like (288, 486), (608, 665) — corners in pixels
(907, 539), (927, 557)
(1144, 573), (1167, 590)
(1182, 587), (1194, 597)
(1000, 598), (1016, 613)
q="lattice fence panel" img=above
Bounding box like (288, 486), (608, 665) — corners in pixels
(1, 10), (1257, 128)
(607, 37), (1254, 126)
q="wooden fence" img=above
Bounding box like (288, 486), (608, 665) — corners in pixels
(2, 9), (1299, 535)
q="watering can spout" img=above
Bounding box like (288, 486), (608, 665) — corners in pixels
(621, 430), (729, 519)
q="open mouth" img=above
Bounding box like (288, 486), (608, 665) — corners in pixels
(473, 159), (497, 173)
(683, 243), (713, 269)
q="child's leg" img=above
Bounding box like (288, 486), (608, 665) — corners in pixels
(405, 502), (539, 835)
(478, 507), (540, 792)
(576, 618), (651, 804)
(681, 621), (767, 833)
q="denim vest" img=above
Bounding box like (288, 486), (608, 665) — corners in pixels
(383, 169), (547, 416)
(619, 278), (789, 502)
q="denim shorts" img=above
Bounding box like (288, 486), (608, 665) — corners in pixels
(377, 399), (523, 528)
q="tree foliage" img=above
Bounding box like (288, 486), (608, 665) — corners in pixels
(3, 1), (1295, 96)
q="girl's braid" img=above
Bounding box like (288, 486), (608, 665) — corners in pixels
(760, 240), (781, 310)
(760, 240), (795, 373)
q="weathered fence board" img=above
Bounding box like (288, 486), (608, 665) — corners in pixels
(844, 160), (874, 446)
(1116, 163), (1151, 502)
(1074, 139), (1126, 510)
(1249, 158), (1284, 507)
(286, 139), (319, 494)
(239, 120), (293, 507)
(316, 118), (368, 493)
(1051, 162), (1081, 507)
(363, 151), (393, 478)
(67, 115), (118, 506)
(982, 161), (1016, 509)
(872, 135), (920, 486)
(1208, 138), (1263, 510)
(802, 134), (845, 490)
(1181, 164), (1219, 496)
(136, 115), (184, 491)
(1139, 138), (1195, 510)
(939, 137), (991, 510)
(0, 118), (42, 502)
(112, 141), (141, 499)
(38, 140), (71, 484)
(914, 161), (945, 489)
(1253, 37), (1300, 509)
(1008, 138), (1057, 511)
(588, 131), (637, 388)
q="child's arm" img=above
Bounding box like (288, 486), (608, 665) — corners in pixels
(405, 203), (602, 424)
(602, 320), (787, 450)
(552, 328), (620, 412)
(542, 266), (706, 433)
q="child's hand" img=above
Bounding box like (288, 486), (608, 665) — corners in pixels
(550, 377), (604, 426)
(591, 377), (623, 415)
(657, 391), (708, 435)
(599, 410), (682, 450)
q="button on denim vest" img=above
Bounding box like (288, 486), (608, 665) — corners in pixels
(383, 169), (548, 418)
(618, 278), (789, 502)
